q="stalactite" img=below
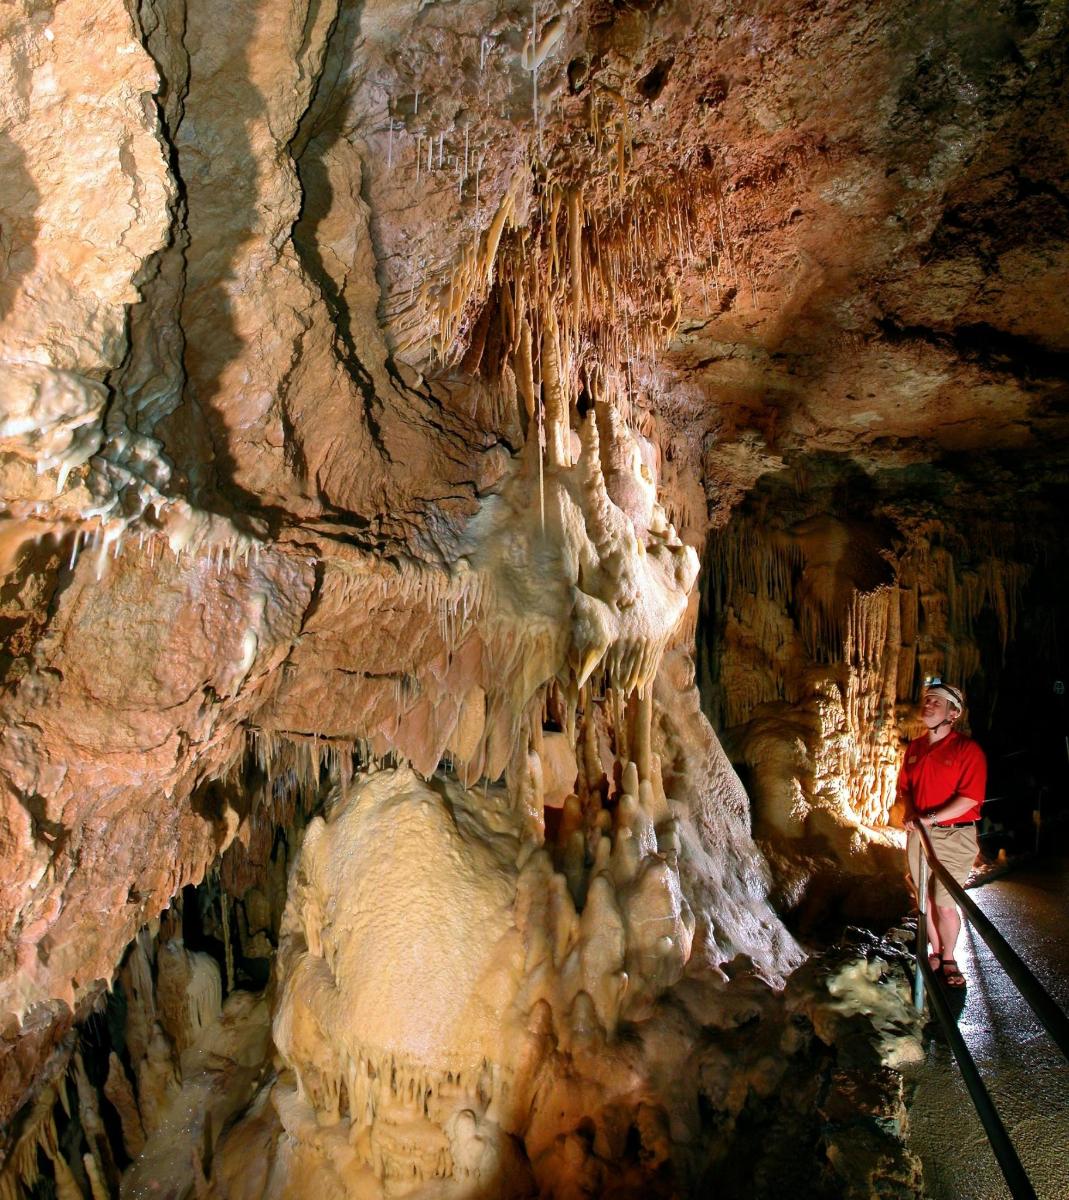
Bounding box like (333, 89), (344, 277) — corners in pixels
(72, 1053), (112, 1198)
(0, 1082), (64, 1200)
(540, 311), (569, 469)
(221, 886), (235, 994)
(715, 509), (1033, 829)
(103, 1051), (146, 1159)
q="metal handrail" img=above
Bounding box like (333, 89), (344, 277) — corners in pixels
(911, 821), (1069, 1200)
(915, 950), (1037, 1200)
(916, 822), (1069, 1062)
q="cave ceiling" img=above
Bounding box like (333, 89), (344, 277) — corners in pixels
(3, 0), (1067, 541)
(345, 0), (1069, 502)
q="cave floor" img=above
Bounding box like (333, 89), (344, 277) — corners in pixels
(904, 829), (1069, 1200)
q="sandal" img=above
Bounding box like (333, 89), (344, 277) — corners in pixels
(927, 952), (942, 972)
(941, 960), (966, 989)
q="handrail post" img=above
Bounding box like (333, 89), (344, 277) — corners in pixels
(914, 846), (928, 1012)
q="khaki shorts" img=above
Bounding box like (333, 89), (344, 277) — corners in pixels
(907, 824), (978, 908)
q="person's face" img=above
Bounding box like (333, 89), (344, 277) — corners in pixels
(922, 690), (957, 729)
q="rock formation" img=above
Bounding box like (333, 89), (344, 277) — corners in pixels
(2, 0), (1067, 1195)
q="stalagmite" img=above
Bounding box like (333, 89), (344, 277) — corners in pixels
(156, 941), (223, 1052)
(82, 1156), (108, 1200)
(51, 1154), (83, 1200)
(104, 1052), (146, 1159)
(72, 1054), (110, 1198)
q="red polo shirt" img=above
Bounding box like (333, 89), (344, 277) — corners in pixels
(897, 730), (986, 822)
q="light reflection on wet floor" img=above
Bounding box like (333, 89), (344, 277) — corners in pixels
(904, 842), (1069, 1199)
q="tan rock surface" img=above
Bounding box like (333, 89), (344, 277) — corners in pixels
(0, 0), (171, 503)
(0, 546), (314, 1035)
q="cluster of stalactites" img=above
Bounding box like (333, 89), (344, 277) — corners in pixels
(710, 515), (1031, 720)
(710, 515), (1032, 827)
(898, 545), (1028, 684)
(244, 727), (368, 804)
(471, 385), (696, 803)
(509, 672), (696, 1035)
(15, 1053), (137, 1200)
(841, 586), (902, 826)
(0, 1076), (86, 1200)
(246, 309), (697, 807)
(393, 158), (743, 502)
(484, 183), (684, 395)
(0, 495), (264, 592)
(282, 1036), (508, 1178)
(0, 924), (237, 1200)
(0, 1047), (158, 1200)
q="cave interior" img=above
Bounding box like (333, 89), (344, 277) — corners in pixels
(1, 0), (1068, 1197)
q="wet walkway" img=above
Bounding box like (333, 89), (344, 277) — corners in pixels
(904, 838), (1069, 1199)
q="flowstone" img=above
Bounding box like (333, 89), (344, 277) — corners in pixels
(215, 643), (803, 1199)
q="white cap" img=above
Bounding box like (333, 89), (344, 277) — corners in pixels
(925, 681), (964, 711)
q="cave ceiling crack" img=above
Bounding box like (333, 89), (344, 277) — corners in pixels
(285, 2), (391, 470)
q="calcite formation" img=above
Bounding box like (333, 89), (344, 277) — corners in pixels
(2, 0), (1068, 1195)
(262, 724), (797, 1199)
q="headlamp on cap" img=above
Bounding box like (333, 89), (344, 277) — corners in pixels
(923, 676), (964, 711)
